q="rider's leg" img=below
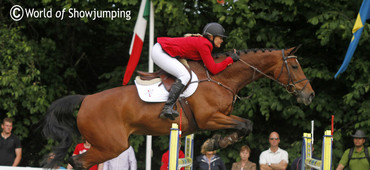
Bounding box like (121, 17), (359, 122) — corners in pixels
(160, 79), (185, 120)
(151, 43), (190, 120)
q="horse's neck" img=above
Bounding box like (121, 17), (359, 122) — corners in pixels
(212, 51), (281, 92)
(187, 50), (280, 93)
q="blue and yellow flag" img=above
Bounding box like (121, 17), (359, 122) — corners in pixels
(335, 0), (370, 78)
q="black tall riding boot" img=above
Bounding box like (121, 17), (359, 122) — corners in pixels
(160, 79), (185, 120)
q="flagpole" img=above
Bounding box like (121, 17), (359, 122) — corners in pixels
(149, 0), (154, 73)
(145, 1), (154, 170)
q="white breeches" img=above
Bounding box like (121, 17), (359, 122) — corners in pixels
(151, 43), (190, 86)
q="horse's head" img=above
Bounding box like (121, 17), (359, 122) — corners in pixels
(272, 46), (315, 105)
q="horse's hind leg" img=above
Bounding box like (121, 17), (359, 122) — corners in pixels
(69, 146), (128, 170)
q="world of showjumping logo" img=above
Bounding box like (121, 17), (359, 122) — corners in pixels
(10, 5), (131, 21)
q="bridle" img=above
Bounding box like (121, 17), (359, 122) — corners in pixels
(194, 49), (310, 103)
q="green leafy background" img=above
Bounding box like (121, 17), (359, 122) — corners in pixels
(0, 0), (369, 169)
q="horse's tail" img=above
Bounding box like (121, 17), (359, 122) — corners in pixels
(42, 95), (86, 169)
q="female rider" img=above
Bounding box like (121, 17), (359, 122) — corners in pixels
(151, 22), (239, 120)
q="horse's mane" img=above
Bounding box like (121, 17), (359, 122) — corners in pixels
(213, 48), (281, 58)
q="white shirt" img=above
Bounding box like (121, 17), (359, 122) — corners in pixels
(103, 146), (137, 170)
(259, 147), (289, 165)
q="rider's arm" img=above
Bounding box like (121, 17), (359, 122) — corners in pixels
(197, 41), (233, 74)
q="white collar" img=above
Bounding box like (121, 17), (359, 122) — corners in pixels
(268, 147), (281, 153)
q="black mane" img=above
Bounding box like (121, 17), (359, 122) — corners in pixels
(213, 48), (281, 58)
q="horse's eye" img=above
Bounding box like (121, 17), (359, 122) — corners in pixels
(292, 65), (298, 69)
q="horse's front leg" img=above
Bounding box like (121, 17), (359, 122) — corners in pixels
(201, 113), (253, 151)
(229, 115), (253, 137)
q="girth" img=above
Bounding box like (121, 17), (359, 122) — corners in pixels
(179, 97), (200, 133)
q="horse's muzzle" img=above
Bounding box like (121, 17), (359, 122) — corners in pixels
(296, 91), (315, 105)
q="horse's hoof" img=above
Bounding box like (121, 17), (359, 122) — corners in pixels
(211, 134), (221, 142)
(247, 120), (253, 134)
(203, 134), (221, 151)
(202, 139), (214, 151)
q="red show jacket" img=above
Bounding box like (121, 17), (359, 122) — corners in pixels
(157, 36), (233, 75)
(160, 150), (185, 170)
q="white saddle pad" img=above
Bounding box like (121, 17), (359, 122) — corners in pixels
(135, 71), (199, 102)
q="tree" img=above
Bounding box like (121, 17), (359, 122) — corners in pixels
(0, 0), (369, 169)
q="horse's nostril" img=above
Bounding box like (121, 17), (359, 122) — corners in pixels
(309, 93), (315, 101)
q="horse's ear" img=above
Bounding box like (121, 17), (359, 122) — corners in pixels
(288, 44), (302, 56)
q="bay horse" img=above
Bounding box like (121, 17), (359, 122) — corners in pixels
(43, 46), (314, 169)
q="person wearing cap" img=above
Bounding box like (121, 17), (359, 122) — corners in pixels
(151, 22), (239, 120)
(336, 130), (369, 170)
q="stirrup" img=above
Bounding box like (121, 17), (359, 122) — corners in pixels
(159, 105), (179, 120)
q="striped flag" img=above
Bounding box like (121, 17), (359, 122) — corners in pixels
(335, 0), (370, 78)
(123, 0), (150, 85)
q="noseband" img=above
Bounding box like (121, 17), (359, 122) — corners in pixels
(239, 49), (309, 95)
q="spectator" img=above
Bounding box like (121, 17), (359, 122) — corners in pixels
(335, 130), (369, 170)
(231, 145), (256, 170)
(259, 131), (288, 170)
(67, 138), (103, 170)
(160, 140), (185, 170)
(0, 118), (22, 166)
(193, 140), (226, 170)
(103, 146), (136, 170)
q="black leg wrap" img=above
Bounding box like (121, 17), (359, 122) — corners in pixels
(219, 132), (239, 149)
(203, 134), (221, 152)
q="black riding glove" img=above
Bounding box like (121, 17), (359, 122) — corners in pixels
(231, 53), (239, 61)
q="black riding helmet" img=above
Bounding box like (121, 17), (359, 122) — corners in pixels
(202, 22), (227, 38)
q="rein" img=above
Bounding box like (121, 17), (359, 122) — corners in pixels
(191, 49), (310, 103)
(194, 70), (238, 104)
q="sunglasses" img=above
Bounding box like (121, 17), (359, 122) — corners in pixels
(269, 138), (279, 140)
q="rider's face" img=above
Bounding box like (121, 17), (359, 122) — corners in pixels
(213, 36), (223, 48)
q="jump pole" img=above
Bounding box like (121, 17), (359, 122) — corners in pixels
(168, 123), (194, 170)
(301, 130), (333, 170)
